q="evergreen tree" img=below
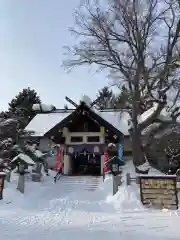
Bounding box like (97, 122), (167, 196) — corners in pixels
(8, 88), (41, 121)
(95, 86), (114, 109)
(115, 85), (131, 109)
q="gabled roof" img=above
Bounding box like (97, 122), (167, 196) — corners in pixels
(25, 112), (72, 136)
(25, 103), (130, 137)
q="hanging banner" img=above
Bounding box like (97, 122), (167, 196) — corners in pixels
(117, 142), (124, 163)
(100, 126), (105, 135)
(103, 151), (110, 173)
(55, 146), (63, 172)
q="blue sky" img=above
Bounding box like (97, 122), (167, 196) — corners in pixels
(0, 0), (109, 110)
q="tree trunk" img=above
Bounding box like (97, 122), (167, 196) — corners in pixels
(131, 71), (144, 166)
(131, 115), (144, 166)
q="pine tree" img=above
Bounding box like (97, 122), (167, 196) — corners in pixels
(114, 85), (131, 109)
(96, 86), (114, 109)
(8, 88), (41, 121)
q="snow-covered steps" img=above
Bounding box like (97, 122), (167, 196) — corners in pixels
(58, 176), (102, 192)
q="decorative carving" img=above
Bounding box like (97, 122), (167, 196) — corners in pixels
(94, 146), (99, 153)
(68, 147), (74, 154)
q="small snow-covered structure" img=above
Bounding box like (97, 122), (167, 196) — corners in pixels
(12, 153), (35, 167)
(11, 153), (35, 175)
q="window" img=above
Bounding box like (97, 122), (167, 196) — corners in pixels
(70, 136), (83, 142)
(87, 136), (100, 142)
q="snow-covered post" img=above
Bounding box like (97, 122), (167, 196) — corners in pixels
(0, 172), (6, 200)
(113, 175), (122, 195)
(126, 172), (131, 185)
(104, 156), (122, 195)
(5, 171), (11, 182)
(17, 163), (25, 194)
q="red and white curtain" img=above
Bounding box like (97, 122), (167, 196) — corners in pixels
(55, 145), (64, 172)
(103, 151), (110, 173)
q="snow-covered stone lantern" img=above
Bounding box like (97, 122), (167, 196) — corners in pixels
(11, 153), (35, 174)
(11, 153), (35, 194)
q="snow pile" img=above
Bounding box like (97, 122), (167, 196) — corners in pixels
(138, 103), (172, 124)
(136, 161), (150, 172)
(106, 183), (144, 212)
(81, 95), (92, 107)
(100, 174), (113, 195)
(0, 118), (17, 126)
(32, 103), (56, 112)
(138, 104), (158, 124)
(0, 168), (180, 239)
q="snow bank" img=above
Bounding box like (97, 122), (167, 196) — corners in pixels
(100, 174), (113, 195)
(0, 167), (180, 239)
(106, 183), (144, 212)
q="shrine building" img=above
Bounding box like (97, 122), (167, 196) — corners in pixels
(24, 95), (130, 176)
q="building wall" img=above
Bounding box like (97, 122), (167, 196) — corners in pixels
(64, 130), (105, 175)
(123, 136), (132, 156)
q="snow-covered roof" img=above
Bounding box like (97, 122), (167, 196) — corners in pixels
(25, 104), (130, 137)
(12, 153), (35, 165)
(141, 122), (162, 136)
(25, 112), (71, 136)
(98, 111), (130, 135)
(138, 103), (172, 124)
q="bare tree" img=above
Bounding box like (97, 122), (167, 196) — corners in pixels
(62, 0), (180, 165)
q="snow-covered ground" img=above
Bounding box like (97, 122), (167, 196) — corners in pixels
(0, 161), (180, 240)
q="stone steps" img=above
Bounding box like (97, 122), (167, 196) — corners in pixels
(59, 176), (102, 192)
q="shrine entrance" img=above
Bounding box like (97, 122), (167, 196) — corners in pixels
(71, 153), (101, 176)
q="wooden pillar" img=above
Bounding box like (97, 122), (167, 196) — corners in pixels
(63, 155), (71, 175)
(101, 155), (104, 175)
